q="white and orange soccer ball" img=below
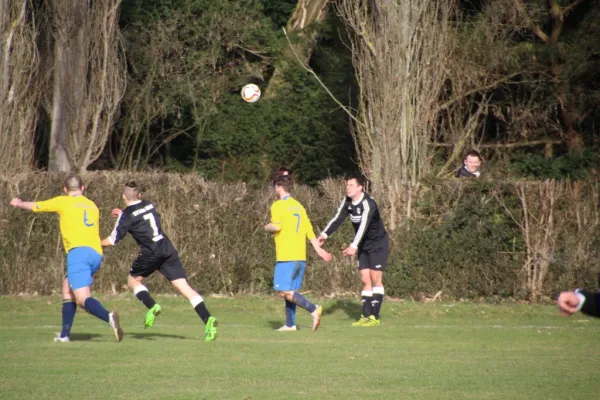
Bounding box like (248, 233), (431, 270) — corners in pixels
(241, 83), (261, 103)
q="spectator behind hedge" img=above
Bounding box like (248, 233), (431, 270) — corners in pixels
(456, 150), (482, 178)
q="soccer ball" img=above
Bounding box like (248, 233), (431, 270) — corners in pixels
(241, 84), (261, 103)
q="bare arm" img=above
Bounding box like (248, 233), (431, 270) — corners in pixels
(101, 238), (113, 247)
(9, 198), (35, 211)
(264, 223), (281, 233)
(309, 238), (332, 262)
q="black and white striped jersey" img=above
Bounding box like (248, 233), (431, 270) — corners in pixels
(108, 200), (176, 256)
(321, 193), (387, 249)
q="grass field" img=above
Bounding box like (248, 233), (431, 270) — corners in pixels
(1, 295), (599, 400)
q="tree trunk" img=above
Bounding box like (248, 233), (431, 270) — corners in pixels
(265, 0), (330, 98)
(48, 0), (90, 172)
(0, 0), (38, 173)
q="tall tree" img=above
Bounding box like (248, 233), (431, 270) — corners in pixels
(46, 0), (124, 172)
(0, 0), (39, 173)
(337, 0), (455, 229)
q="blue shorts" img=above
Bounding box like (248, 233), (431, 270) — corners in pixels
(273, 261), (306, 291)
(66, 247), (103, 290)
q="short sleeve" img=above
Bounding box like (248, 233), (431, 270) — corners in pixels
(33, 197), (64, 213)
(270, 202), (282, 227)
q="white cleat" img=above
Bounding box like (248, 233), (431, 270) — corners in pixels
(54, 332), (70, 343)
(109, 312), (124, 342)
(276, 325), (297, 331)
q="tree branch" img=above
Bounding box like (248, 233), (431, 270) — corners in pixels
(437, 72), (522, 112)
(564, 0), (587, 14)
(512, 0), (550, 43)
(432, 139), (561, 148)
(281, 27), (360, 125)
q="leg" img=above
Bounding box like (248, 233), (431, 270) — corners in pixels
(170, 278), (211, 323)
(68, 248), (123, 341)
(158, 253), (213, 324)
(276, 291), (297, 331)
(170, 278), (218, 342)
(359, 267), (373, 317)
(369, 238), (389, 321)
(277, 262), (322, 331)
(352, 249), (374, 326)
(57, 277), (76, 341)
(128, 274), (161, 328)
(370, 270), (384, 320)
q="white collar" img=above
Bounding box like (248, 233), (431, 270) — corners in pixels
(351, 193), (365, 206)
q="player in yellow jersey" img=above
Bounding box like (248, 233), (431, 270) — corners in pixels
(264, 175), (331, 331)
(10, 175), (123, 342)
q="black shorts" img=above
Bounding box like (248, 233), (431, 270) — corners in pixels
(130, 251), (187, 281)
(357, 236), (389, 271)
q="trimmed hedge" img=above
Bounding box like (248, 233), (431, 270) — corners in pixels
(1, 173), (598, 300)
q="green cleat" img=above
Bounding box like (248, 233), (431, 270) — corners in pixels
(205, 316), (218, 343)
(361, 315), (380, 327)
(144, 304), (162, 328)
(351, 316), (369, 327)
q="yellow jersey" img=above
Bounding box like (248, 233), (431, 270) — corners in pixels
(33, 195), (102, 255)
(270, 196), (316, 261)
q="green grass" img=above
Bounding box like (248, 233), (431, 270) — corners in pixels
(1, 295), (599, 400)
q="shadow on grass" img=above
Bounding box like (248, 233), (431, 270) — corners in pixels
(70, 333), (103, 341)
(323, 300), (362, 320)
(267, 320), (283, 330)
(127, 332), (192, 341)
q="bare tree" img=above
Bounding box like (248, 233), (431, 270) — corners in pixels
(0, 0), (40, 173)
(337, 0), (455, 229)
(47, 0), (124, 173)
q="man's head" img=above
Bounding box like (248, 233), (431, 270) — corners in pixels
(63, 174), (84, 194)
(346, 175), (365, 200)
(273, 175), (293, 198)
(464, 150), (482, 173)
(122, 181), (142, 203)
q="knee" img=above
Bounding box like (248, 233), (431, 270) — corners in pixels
(75, 296), (87, 308)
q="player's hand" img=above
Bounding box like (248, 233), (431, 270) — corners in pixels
(9, 198), (21, 207)
(317, 248), (332, 262)
(317, 235), (326, 246)
(111, 208), (122, 218)
(342, 246), (357, 257)
(557, 291), (580, 316)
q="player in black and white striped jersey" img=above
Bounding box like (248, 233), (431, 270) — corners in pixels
(318, 176), (389, 327)
(101, 181), (218, 342)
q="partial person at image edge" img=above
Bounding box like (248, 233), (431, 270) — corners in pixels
(557, 289), (599, 318)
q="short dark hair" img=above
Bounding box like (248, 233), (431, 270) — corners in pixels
(273, 174), (293, 193)
(123, 181), (141, 201)
(346, 175), (365, 187)
(64, 174), (84, 191)
(465, 149), (482, 160)
(277, 166), (292, 176)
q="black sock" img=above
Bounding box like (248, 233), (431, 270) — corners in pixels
(361, 290), (373, 317)
(135, 289), (156, 309)
(194, 302), (211, 324)
(372, 294), (384, 319)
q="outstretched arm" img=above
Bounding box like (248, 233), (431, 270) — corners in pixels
(319, 198), (349, 244)
(9, 198), (35, 211)
(103, 210), (130, 247)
